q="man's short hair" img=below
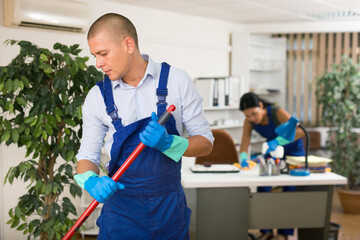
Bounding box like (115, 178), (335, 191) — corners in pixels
(88, 13), (139, 49)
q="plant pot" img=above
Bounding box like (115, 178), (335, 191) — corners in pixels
(337, 188), (360, 214)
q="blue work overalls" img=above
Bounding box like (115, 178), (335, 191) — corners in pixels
(253, 105), (305, 236)
(95, 63), (191, 240)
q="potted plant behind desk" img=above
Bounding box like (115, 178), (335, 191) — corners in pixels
(0, 40), (103, 239)
(316, 56), (360, 214)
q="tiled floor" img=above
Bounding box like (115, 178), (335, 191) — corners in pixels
(78, 190), (360, 240)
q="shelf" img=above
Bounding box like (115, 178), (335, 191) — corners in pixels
(253, 92), (280, 97)
(210, 123), (243, 130)
(250, 67), (282, 72)
(195, 77), (228, 80)
(250, 42), (283, 48)
(203, 106), (238, 111)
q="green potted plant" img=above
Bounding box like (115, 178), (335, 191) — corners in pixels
(316, 56), (360, 214)
(0, 40), (103, 239)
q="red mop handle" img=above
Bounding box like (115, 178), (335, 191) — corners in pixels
(62, 105), (176, 240)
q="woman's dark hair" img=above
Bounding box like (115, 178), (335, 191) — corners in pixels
(239, 92), (272, 111)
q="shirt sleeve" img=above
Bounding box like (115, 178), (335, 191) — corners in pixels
(177, 70), (214, 145)
(75, 86), (108, 166)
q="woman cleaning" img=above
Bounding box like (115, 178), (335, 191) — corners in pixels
(239, 92), (305, 240)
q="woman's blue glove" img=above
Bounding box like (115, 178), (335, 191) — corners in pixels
(266, 136), (291, 154)
(139, 112), (174, 152)
(266, 139), (279, 154)
(240, 152), (249, 168)
(74, 171), (125, 203)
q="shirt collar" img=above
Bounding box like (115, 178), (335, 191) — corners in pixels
(111, 54), (157, 90)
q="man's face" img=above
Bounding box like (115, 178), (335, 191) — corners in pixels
(88, 30), (131, 81)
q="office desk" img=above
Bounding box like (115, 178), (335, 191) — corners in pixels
(181, 158), (347, 240)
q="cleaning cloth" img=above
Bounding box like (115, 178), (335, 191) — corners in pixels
(163, 135), (189, 162)
(74, 170), (98, 189)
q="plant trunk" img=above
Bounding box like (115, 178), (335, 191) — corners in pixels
(39, 154), (58, 240)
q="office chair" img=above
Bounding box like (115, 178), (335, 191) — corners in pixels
(302, 130), (321, 151)
(196, 129), (239, 165)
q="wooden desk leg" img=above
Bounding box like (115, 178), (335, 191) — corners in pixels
(297, 185), (333, 240)
(195, 187), (250, 240)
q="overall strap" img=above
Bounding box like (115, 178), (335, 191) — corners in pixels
(270, 105), (281, 126)
(96, 76), (121, 123)
(156, 62), (170, 115)
(266, 105), (274, 124)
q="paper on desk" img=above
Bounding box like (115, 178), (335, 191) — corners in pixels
(285, 155), (332, 168)
(286, 155), (332, 163)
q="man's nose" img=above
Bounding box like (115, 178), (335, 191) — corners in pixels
(96, 57), (103, 69)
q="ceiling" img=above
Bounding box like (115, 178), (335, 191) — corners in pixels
(110, 0), (360, 24)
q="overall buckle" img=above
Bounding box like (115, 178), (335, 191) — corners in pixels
(106, 105), (119, 121)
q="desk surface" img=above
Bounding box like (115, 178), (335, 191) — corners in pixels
(181, 157), (347, 188)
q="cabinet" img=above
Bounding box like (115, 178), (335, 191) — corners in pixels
(194, 77), (245, 144)
(194, 77), (265, 152)
(249, 35), (286, 108)
(203, 105), (244, 144)
(199, 34), (287, 154)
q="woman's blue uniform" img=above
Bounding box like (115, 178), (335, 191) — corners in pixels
(253, 105), (305, 236)
(95, 63), (191, 239)
(253, 105), (304, 158)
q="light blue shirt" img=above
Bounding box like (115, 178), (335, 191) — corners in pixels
(76, 55), (214, 167)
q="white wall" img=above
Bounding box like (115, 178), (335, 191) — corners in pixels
(0, 0), (244, 239)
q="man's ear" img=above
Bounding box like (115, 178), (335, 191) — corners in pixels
(124, 37), (135, 53)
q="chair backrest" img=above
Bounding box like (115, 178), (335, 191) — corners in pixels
(302, 130), (321, 151)
(195, 129), (239, 165)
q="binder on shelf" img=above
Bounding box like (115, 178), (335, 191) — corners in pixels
(217, 78), (225, 107)
(225, 77), (230, 106)
(211, 78), (218, 107)
(194, 76), (244, 108)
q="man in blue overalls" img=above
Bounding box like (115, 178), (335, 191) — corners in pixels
(74, 13), (214, 239)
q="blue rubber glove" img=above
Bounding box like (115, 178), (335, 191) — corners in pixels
(139, 112), (174, 152)
(240, 152), (249, 168)
(79, 174), (124, 203)
(266, 138), (280, 154)
(266, 136), (291, 154)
